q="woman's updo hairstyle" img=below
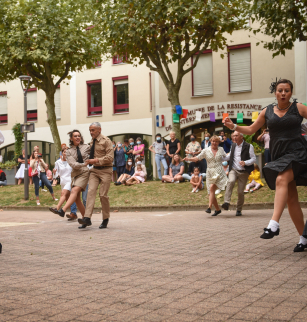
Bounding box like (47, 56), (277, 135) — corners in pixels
(270, 78), (293, 93)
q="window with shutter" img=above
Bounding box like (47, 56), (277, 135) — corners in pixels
(113, 77), (129, 114)
(0, 92), (8, 124)
(192, 52), (213, 96)
(54, 88), (61, 120)
(87, 80), (102, 116)
(228, 45), (251, 93)
(27, 90), (38, 121)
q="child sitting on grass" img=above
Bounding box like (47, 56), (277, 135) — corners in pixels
(244, 164), (264, 193)
(124, 163), (146, 186)
(190, 166), (204, 193)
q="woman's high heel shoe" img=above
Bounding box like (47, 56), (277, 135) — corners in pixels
(205, 208), (211, 214)
(212, 210), (221, 216)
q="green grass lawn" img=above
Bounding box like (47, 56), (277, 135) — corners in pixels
(1, 180), (307, 208)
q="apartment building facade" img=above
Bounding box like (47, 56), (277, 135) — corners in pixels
(0, 23), (306, 170)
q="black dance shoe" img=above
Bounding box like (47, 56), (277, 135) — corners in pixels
(205, 208), (211, 214)
(57, 208), (65, 217)
(260, 228), (279, 239)
(236, 210), (242, 216)
(78, 224), (87, 229)
(99, 218), (109, 229)
(293, 243), (307, 252)
(0, 243), (2, 254)
(78, 217), (92, 227)
(49, 207), (58, 214)
(222, 202), (229, 210)
(212, 210), (221, 217)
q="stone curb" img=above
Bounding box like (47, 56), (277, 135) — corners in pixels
(1, 202), (307, 212)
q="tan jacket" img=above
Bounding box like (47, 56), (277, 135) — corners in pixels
(66, 144), (91, 178)
(90, 134), (114, 166)
(30, 159), (47, 172)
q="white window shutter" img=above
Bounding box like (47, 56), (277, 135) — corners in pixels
(193, 54), (213, 96)
(229, 47), (251, 92)
(54, 88), (61, 119)
(27, 91), (37, 111)
(0, 95), (7, 115)
(114, 79), (128, 86)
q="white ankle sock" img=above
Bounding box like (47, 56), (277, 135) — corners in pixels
(299, 235), (307, 245)
(266, 220), (279, 233)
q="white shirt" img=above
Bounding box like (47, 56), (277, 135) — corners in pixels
(54, 159), (72, 185)
(0, 130), (4, 145)
(224, 141), (256, 171)
(204, 141), (210, 148)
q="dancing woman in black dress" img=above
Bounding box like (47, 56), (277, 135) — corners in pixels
(224, 79), (307, 252)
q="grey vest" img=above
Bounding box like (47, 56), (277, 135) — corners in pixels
(229, 141), (254, 174)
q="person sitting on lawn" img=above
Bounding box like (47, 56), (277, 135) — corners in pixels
(162, 153), (184, 183)
(182, 159), (206, 181)
(124, 163), (146, 185)
(135, 157), (147, 177)
(0, 167), (7, 187)
(190, 166), (204, 193)
(114, 158), (135, 185)
(244, 164), (264, 193)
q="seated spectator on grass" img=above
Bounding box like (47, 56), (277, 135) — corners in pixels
(244, 164), (264, 193)
(114, 158), (135, 185)
(190, 166), (204, 193)
(182, 159), (206, 181)
(135, 157), (147, 177)
(222, 161), (229, 177)
(0, 167), (7, 187)
(162, 154), (184, 183)
(124, 163), (146, 185)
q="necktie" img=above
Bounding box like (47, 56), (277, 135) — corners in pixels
(76, 146), (83, 163)
(90, 139), (96, 159)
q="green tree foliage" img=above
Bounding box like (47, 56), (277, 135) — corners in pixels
(95, 0), (249, 139)
(0, 0), (102, 157)
(12, 123), (23, 162)
(251, 0), (307, 57)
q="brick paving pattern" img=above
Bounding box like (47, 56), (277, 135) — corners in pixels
(1, 209), (307, 321)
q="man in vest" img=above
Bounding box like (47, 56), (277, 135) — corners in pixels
(222, 131), (256, 216)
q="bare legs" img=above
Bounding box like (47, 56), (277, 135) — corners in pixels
(125, 177), (140, 185)
(271, 169), (304, 235)
(209, 184), (220, 210)
(56, 189), (70, 211)
(287, 180), (304, 235)
(18, 178), (22, 185)
(62, 186), (85, 217)
(161, 174), (183, 183)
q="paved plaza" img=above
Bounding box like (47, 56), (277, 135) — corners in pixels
(1, 208), (307, 321)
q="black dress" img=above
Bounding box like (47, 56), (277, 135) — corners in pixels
(263, 102), (307, 190)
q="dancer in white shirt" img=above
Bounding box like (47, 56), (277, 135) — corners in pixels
(50, 148), (75, 218)
(222, 131), (256, 216)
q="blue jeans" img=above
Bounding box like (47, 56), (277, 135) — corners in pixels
(155, 154), (168, 180)
(33, 173), (53, 197)
(0, 180), (7, 186)
(70, 184), (88, 214)
(182, 173), (206, 181)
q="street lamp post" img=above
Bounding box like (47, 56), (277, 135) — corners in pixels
(19, 75), (31, 200)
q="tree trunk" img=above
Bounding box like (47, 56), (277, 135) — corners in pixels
(45, 91), (61, 161)
(168, 87), (181, 142)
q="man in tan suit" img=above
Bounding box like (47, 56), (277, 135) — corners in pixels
(78, 122), (113, 229)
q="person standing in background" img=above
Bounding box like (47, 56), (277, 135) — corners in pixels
(0, 167), (7, 187)
(133, 137), (145, 165)
(15, 149), (29, 185)
(115, 141), (126, 178)
(201, 132), (211, 149)
(149, 133), (168, 180)
(185, 133), (201, 162)
(222, 135), (232, 153)
(78, 122), (114, 229)
(257, 128), (271, 164)
(166, 131), (181, 168)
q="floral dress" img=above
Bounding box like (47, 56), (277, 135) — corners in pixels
(186, 141), (201, 162)
(197, 147), (228, 194)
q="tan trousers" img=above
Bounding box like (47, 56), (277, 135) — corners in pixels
(224, 169), (250, 211)
(85, 168), (112, 220)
